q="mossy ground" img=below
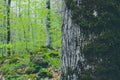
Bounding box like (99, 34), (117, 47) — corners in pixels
(0, 47), (60, 80)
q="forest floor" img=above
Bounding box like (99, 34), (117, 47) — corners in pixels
(0, 47), (60, 80)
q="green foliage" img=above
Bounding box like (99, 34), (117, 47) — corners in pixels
(65, 0), (120, 33)
(0, 0), (61, 55)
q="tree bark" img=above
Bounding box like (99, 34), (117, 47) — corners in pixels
(61, 0), (87, 80)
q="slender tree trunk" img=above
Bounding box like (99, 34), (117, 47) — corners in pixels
(27, 0), (31, 50)
(61, 0), (86, 80)
(0, 1), (4, 56)
(46, 0), (51, 47)
(7, 0), (11, 55)
(3, 0), (7, 55)
(32, 0), (37, 50)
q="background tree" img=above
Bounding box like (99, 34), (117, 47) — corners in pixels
(46, 0), (52, 47)
(6, 0), (11, 55)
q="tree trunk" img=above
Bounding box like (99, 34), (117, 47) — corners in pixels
(61, 0), (86, 80)
(7, 0), (11, 55)
(46, 0), (51, 47)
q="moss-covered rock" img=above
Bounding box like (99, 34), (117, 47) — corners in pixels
(9, 57), (20, 64)
(38, 70), (52, 78)
(25, 67), (39, 74)
(30, 56), (49, 68)
(48, 52), (59, 58)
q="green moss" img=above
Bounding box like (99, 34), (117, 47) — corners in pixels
(38, 69), (52, 78)
(30, 56), (49, 68)
(25, 67), (39, 74)
(28, 74), (36, 80)
(9, 57), (20, 64)
(48, 52), (59, 58)
(0, 47), (60, 79)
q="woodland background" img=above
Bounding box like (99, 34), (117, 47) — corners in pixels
(0, 0), (61, 80)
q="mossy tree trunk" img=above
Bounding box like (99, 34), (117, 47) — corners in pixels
(61, 0), (120, 80)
